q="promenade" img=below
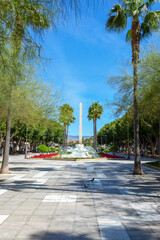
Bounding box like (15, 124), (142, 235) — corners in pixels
(0, 155), (160, 240)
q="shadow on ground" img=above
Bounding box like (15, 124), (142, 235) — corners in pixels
(0, 161), (159, 201)
(30, 226), (160, 240)
(31, 231), (98, 240)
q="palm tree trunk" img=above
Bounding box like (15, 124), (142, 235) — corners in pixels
(0, 108), (11, 174)
(63, 124), (66, 148)
(132, 18), (143, 175)
(66, 125), (69, 146)
(127, 124), (130, 160)
(93, 118), (97, 150)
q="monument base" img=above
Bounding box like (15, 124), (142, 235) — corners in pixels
(77, 144), (83, 149)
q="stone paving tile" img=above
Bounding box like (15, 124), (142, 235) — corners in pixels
(0, 155), (160, 239)
(0, 221), (25, 239)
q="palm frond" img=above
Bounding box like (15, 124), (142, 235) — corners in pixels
(141, 11), (160, 38)
(106, 4), (127, 32)
(109, 4), (122, 15)
(88, 102), (103, 120)
(144, 0), (156, 9)
(126, 29), (132, 42)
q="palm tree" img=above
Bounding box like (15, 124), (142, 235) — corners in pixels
(105, 0), (160, 175)
(59, 104), (76, 148)
(66, 116), (76, 146)
(88, 102), (103, 150)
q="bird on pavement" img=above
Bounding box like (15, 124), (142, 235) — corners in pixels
(84, 184), (88, 188)
(90, 178), (94, 182)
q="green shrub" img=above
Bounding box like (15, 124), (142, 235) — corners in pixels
(51, 147), (57, 152)
(88, 152), (94, 155)
(147, 161), (159, 166)
(98, 147), (104, 152)
(37, 145), (51, 153)
(104, 149), (109, 153)
(104, 145), (118, 153)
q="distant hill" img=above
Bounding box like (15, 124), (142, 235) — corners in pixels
(68, 135), (91, 140)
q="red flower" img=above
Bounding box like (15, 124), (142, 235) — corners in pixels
(100, 153), (125, 159)
(31, 153), (58, 159)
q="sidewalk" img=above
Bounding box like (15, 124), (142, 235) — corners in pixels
(0, 155), (160, 239)
(115, 152), (159, 163)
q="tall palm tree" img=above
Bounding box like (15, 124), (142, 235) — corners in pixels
(59, 104), (76, 148)
(105, 0), (160, 175)
(88, 102), (103, 150)
(66, 116), (76, 146)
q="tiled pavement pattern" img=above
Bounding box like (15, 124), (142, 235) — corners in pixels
(0, 155), (160, 240)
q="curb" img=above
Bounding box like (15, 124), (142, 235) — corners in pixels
(143, 163), (160, 171)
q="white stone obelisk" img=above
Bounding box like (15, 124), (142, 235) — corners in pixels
(79, 103), (82, 145)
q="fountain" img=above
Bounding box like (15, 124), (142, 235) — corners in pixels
(62, 144), (98, 158)
(61, 103), (98, 159)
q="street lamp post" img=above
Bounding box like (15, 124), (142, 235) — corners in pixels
(25, 126), (28, 159)
(105, 135), (107, 147)
(113, 132), (114, 145)
(127, 123), (130, 160)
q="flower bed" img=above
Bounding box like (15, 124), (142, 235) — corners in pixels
(100, 153), (125, 159)
(31, 153), (58, 159)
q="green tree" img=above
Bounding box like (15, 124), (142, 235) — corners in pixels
(59, 104), (76, 147)
(105, 0), (160, 175)
(0, 60), (58, 172)
(88, 102), (103, 150)
(0, 0), (103, 173)
(0, 0), (55, 174)
(98, 112), (134, 151)
(139, 49), (160, 164)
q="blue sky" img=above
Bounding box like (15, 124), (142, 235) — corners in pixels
(40, 1), (160, 136)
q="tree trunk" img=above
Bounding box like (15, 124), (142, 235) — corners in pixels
(25, 126), (28, 159)
(0, 109), (12, 174)
(0, 126), (4, 156)
(63, 124), (66, 148)
(93, 118), (97, 150)
(158, 115), (160, 166)
(131, 18), (143, 175)
(0, 126), (3, 145)
(151, 144), (155, 156)
(127, 124), (130, 160)
(66, 125), (69, 146)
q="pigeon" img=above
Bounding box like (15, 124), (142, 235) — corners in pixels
(84, 184), (88, 188)
(90, 178), (94, 182)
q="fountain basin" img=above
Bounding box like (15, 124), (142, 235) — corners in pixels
(62, 144), (98, 158)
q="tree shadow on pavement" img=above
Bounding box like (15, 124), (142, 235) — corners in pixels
(30, 231), (99, 240)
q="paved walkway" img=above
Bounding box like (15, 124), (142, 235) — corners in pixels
(0, 155), (160, 240)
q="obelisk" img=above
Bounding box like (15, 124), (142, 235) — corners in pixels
(79, 103), (82, 144)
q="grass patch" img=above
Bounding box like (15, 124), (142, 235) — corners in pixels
(147, 161), (160, 167)
(143, 160), (160, 171)
(88, 152), (94, 155)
